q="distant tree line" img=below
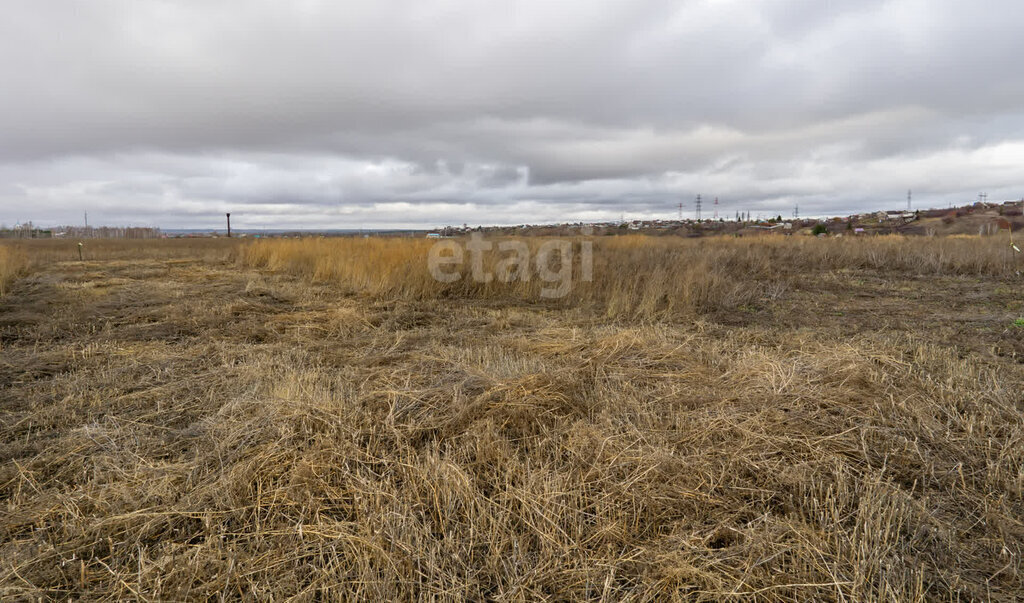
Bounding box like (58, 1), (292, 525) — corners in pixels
(0, 223), (162, 239)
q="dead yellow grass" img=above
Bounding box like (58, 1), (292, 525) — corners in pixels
(1, 237), (1022, 600)
(240, 236), (767, 319)
(0, 244), (29, 297)
(1, 237), (242, 265)
(0, 237), (240, 297)
(241, 234), (1021, 319)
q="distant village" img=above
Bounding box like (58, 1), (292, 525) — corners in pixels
(2, 199), (1021, 240)
(434, 198), (1023, 238)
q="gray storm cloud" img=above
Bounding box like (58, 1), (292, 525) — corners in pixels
(1, 0), (1022, 228)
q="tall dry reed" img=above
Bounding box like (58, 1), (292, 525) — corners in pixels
(240, 234), (1021, 319)
(240, 236), (765, 318)
(0, 244), (29, 296)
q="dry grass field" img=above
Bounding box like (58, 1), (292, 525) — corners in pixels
(1, 235), (1023, 600)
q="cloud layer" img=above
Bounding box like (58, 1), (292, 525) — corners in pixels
(2, 1), (1023, 228)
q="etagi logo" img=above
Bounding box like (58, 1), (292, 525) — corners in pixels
(427, 229), (593, 298)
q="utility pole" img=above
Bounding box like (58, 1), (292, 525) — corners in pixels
(695, 195), (702, 221)
(226, 213), (231, 237)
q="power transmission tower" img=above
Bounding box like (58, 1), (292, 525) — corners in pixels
(678, 202), (682, 221)
(695, 195), (702, 221)
(979, 192), (987, 204)
(713, 197), (719, 220)
(793, 203), (799, 220)
(907, 189), (912, 212)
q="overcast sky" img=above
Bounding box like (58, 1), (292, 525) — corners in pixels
(2, 1), (1023, 229)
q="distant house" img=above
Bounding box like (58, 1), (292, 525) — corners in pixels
(884, 211), (916, 223)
